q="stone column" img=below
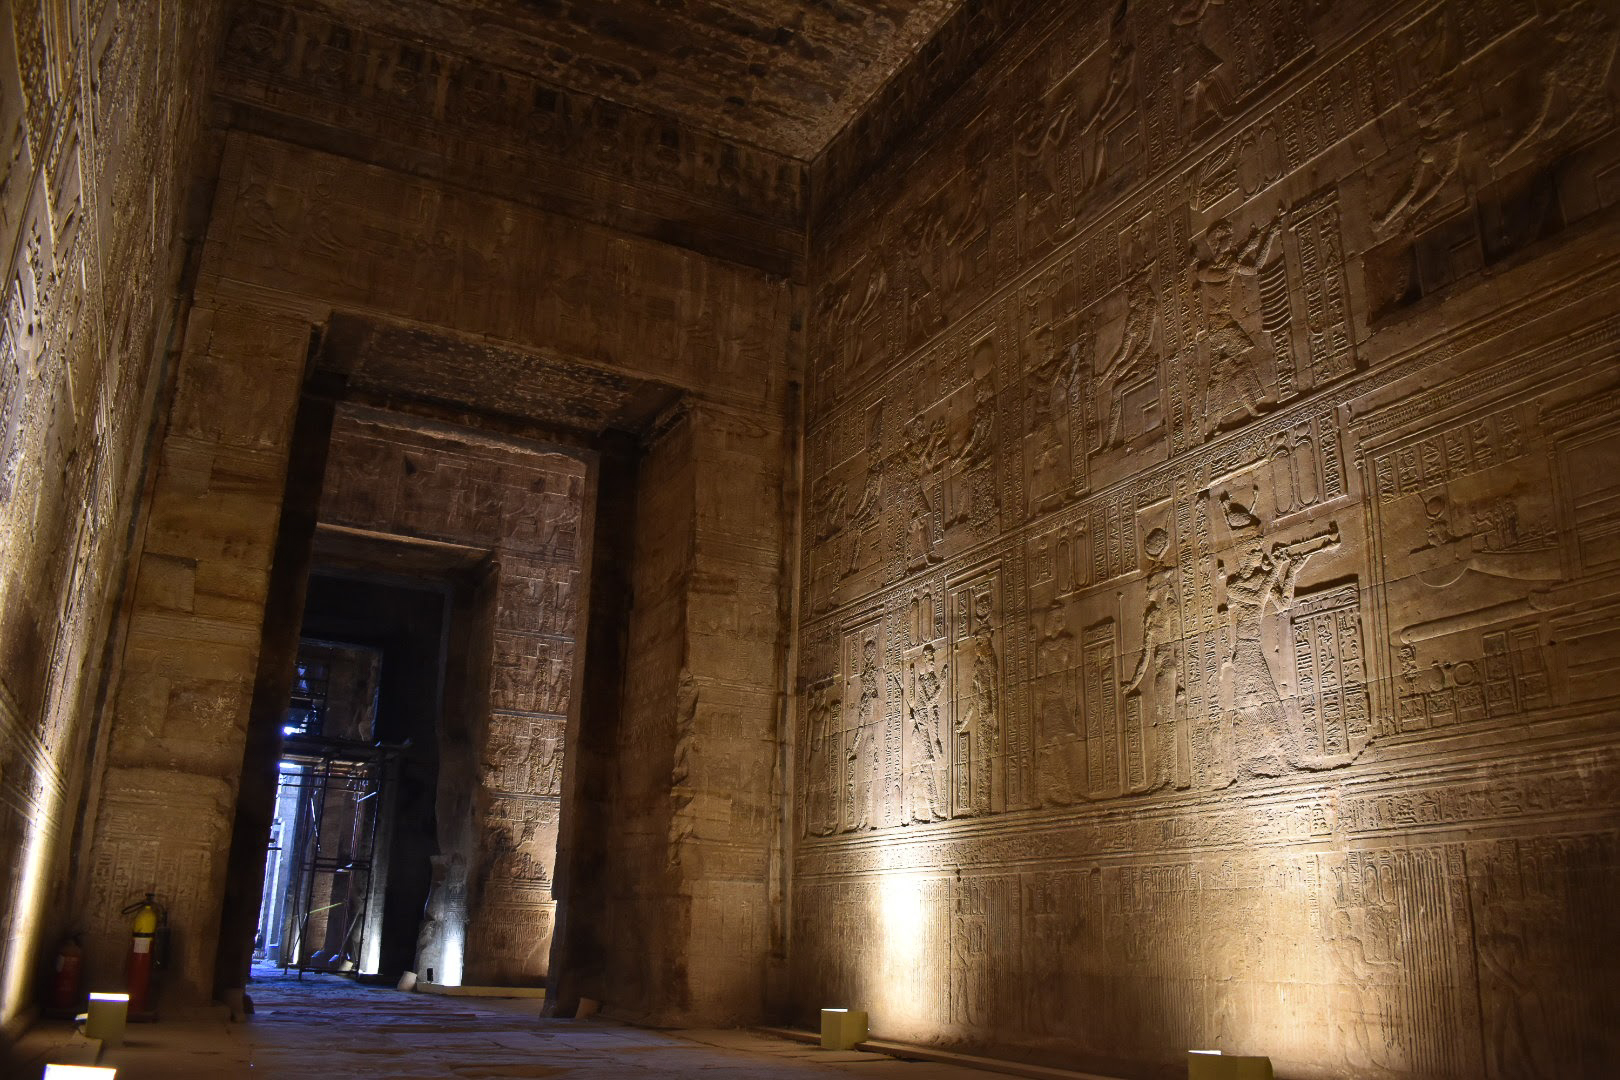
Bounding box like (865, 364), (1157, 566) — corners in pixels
(595, 410), (697, 1020)
(80, 298), (314, 1002)
(576, 402), (790, 1025)
(548, 434), (637, 1013)
(674, 402), (791, 1023)
(212, 365), (340, 999)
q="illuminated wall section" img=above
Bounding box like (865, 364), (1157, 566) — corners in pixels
(0, 0), (221, 1028)
(793, 1), (1620, 1076)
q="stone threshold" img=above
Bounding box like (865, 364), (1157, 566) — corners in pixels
(757, 1026), (1127, 1080)
(417, 982), (549, 998)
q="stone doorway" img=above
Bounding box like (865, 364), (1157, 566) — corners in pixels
(286, 572), (461, 985)
(255, 639), (394, 978)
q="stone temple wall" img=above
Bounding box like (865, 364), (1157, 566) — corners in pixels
(0, 0), (222, 1030)
(80, 112), (800, 1011)
(793, 1), (1620, 1076)
(319, 407), (590, 987)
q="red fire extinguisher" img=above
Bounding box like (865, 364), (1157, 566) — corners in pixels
(121, 893), (166, 1016)
(51, 936), (83, 1011)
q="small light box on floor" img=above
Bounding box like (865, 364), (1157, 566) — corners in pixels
(820, 1008), (868, 1050)
(84, 992), (130, 1046)
(1187, 1050), (1273, 1079)
(44, 1067), (117, 1078)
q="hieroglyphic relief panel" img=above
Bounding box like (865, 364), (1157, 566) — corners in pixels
(497, 554), (581, 639)
(948, 568), (1005, 818)
(490, 634), (575, 717)
(1355, 322), (1620, 742)
(796, 0), (1620, 1074)
(467, 795), (559, 985)
(1354, 0), (1620, 321)
(900, 142), (1014, 355)
(897, 576), (950, 826)
(806, 563), (1016, 839)
(812, 241), (897, 415)
(839, 614), (893, 834)
(83, 777), (235, 1000)
(322, 411), (586, 563)
(321, 407), (588, 985)
(1465, 832), (1620, 1078)
(1027, 497), (1173, 805)
(799, 621), (842, 839)
(482, 713), (564, 800)
(796, 827), (1620, 1076)
(0, 0), (226, 1012)
(1011, 3), (1141, 265)
(803, 307), (1013, 619)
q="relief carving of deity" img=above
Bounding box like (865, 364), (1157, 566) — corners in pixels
(1015, 18), (1136, 246)
(946, 377), (998, 531)
(1376, 81), (1466, 235)
(1193, 211), (1285, 438)
(846, 637), (884, 831)
(906, 643), (949, 822)
(1493, 2), (1618, 167)
(960, 593), (1001, 769)
(1211, 487), (1339, 781)
(1123, 527), (1187, 789)
(901, 416), (949, 566)
(1096, 263), (1159, 451)
(804, 679), (839, 836)
(1028, 340), (1086, 511)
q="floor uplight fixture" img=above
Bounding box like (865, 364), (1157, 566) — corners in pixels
(1187, 1049), (1274, 1079)
(83, 992), (129, 1047)
(44, 1065), (117, 1077)
(820, 1007), (868, 1050)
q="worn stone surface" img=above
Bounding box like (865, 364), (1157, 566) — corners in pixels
(794, 1), (1620, 1077)
(60, 65), (797, 1016)
(203, 131), (798, 413)
(330, 317), (681, 438)
(176, 106), (796, 1018)
(28, 21), (800, 1004)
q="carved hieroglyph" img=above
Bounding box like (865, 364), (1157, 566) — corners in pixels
(0, 0), (227, 1012)
(796, 0), (1620, 1076)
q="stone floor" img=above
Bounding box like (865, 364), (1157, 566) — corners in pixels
(13, 970), (1000, 1078)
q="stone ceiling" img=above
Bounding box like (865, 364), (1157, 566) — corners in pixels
(291, 0), (964, 160)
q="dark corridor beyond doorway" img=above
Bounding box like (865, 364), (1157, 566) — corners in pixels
(294, 572), (448, 981)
